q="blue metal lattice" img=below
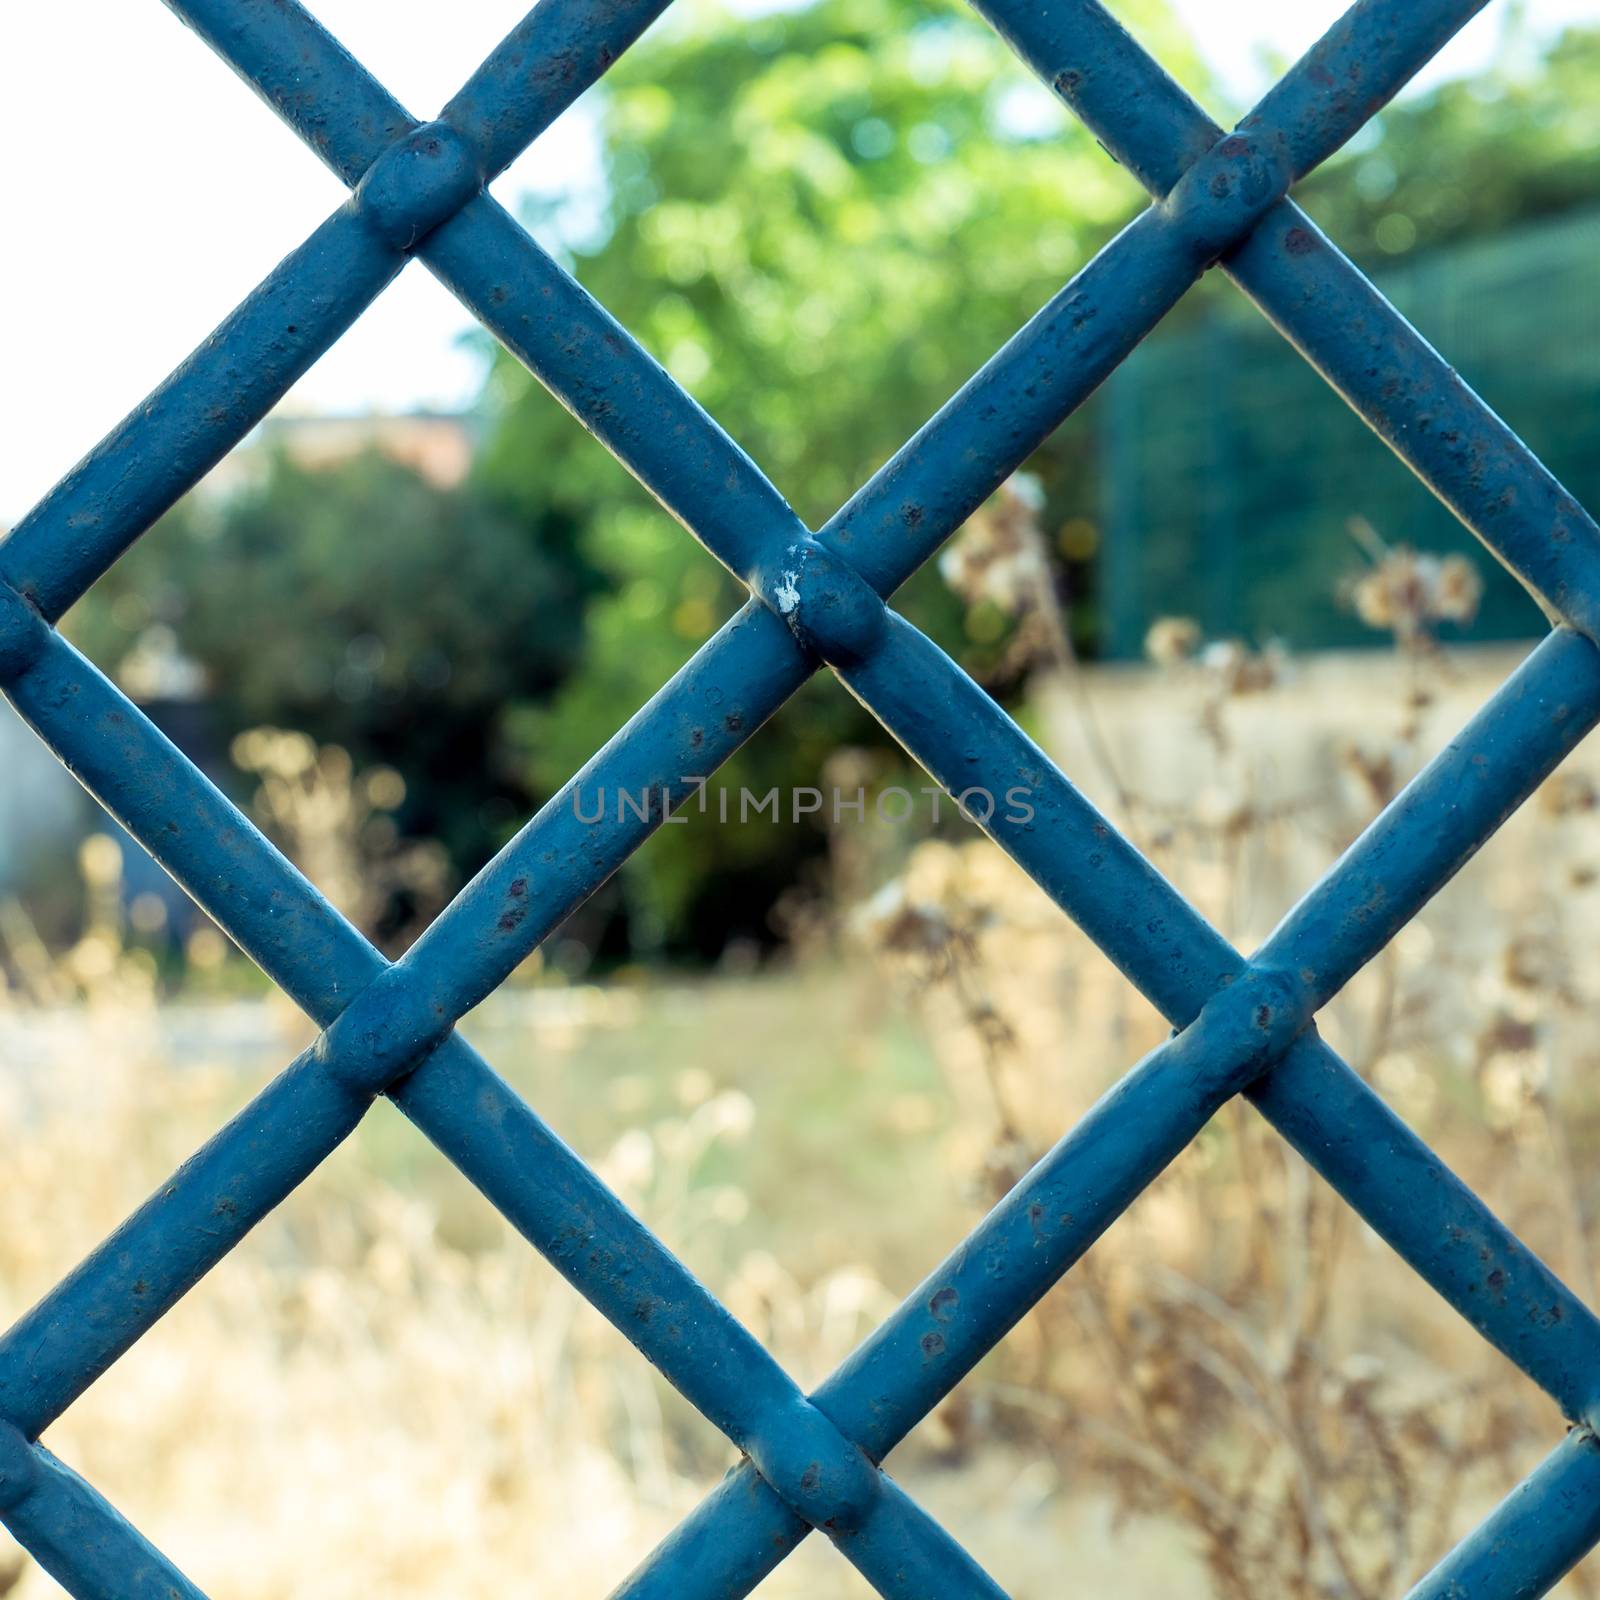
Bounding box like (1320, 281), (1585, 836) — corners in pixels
(2, 1), (1598, 1595)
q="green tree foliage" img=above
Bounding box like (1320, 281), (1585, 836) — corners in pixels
(68, 450), (596, 891)
(482, 0), (1208, 953)
(1297, 22), (1600, 259)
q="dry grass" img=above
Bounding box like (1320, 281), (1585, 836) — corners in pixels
(5, 503), (1600, 1592)
(1, 935), (1203, 1597)
(845, 495), (1600, 1595)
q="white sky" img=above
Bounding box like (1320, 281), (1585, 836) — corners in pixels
(1, 0), (1591, 523)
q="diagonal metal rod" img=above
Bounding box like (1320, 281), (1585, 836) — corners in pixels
(1405, 1425), (1600, 1599)
(0, 1424), (208, 1600)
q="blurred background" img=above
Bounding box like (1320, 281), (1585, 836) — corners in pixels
(3, 0), (1600, 1593)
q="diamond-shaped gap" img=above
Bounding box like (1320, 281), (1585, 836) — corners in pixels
(51, 268), (576, 966)
(1095, 212), (1553, 658)
(10, 1063), (690, 1592)
(806, 620), (1600, 1574)
(852, 639), (1600, 1589)
(1028, 5), (1567, 667)
(846, 816), (1593, 1591)
(1036, 3), (1587, 675)
(877, 1082), (1578, 1596)
(490, 0), (1145, 535)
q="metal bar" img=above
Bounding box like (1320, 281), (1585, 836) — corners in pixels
(1242, 0), (1489, 182)
(0, 1424), (209, 1600)
(974, 0), (1600, 640)
(1406, 1427), (1600, 1599)
(1230, 208), (1600, 635)
(818, 205), (1212, 598)
(438, 0), (674, 187)
(1249, 1029), (1600, 1427)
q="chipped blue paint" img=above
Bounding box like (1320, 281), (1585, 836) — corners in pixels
(1, 1), (1598, 1596)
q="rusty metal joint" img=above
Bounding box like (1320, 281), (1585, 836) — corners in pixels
(311, 961), (454, 1100)
(744, 1393), (884, 1536)
(1157, 126), (1295, 268)
(753, 539), (890, 668)
(352, 119), (482, 254)
(1175, 962), (1315, 1097)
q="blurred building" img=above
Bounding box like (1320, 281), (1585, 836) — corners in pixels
(199, 410), (478, 500)
(1098, 204), (1600, 655)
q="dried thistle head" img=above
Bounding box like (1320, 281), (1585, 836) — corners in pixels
(1144, 615), (1201, 667)
(850, 881), (956, 962)
(1432, 554), (1482, 623)
(1345, 526), (1483, 647)
(939, 473), (1051, 616)
(1200, 637), (1286, 697)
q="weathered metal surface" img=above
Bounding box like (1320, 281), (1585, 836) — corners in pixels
(1, 0), (1598, 1595)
